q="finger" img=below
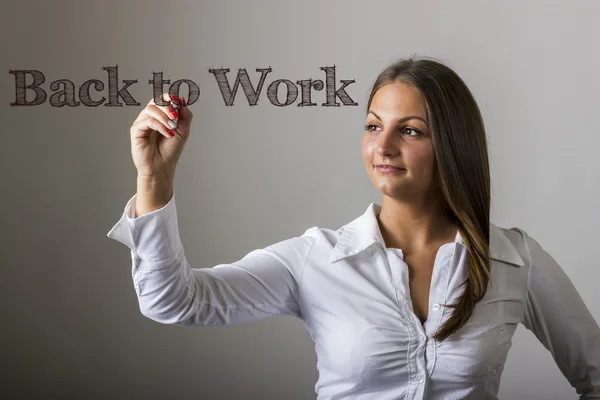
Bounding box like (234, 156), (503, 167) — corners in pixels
(133, 95), (173, 124)
(149, 93), (176, 108)
(143, 104), (179, 132)
(131, 116), (175, 139)
(149, 93), (179, 118)
(162, 92), (182, 112)
(177, 96), (193, 122)
(160, 93), (181, 129)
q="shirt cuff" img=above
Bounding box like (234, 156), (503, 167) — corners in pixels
(106, 192), (183, 268)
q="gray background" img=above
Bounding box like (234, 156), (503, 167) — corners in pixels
(1, 0), (599, 399)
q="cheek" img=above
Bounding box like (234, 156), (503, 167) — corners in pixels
(412, 148), (435, 173)
(361, 137), (372, 158)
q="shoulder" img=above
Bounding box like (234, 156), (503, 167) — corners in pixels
(490, 223), (534, 264)
(492, 224), (563, 277)
(492, 223), (529, 243)
(301, 225), (345, 244)
(496, 225), (545, 264)
(261, 225), (342, 262)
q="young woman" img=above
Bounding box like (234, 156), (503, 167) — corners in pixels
(107, 56), (600, 399)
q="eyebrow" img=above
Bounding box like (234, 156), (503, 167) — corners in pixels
(368, 111), (429, 127)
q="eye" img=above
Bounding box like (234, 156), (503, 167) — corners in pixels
(402, 127), (422, 136)
(364, 124), (379, 132)
(364, 124), (422, 137)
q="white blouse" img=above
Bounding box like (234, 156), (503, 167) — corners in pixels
(107, 192), (600, 399)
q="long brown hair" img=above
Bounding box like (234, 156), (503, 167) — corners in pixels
(366, 56), (492, 342)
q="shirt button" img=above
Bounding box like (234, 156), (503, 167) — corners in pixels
(432, 303), (441, 311)
(417, 374), (424, 383)
(420, 334), (427, 342)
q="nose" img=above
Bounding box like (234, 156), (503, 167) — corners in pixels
(376, 128), (399, 157)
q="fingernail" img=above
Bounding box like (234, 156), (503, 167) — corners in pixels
(170, 95), (179, 103)
(167, 130), (175, 137)
(168, 119), (177, 129)
(182, 97), (186, 107)
(169, 110), (178, 119)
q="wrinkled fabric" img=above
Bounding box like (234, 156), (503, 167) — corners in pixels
(107, 192), (600, 399)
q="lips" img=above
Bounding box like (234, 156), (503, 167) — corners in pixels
(375, 164), (404, 170)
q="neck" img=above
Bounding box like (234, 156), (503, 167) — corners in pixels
(377, 194), (456, 253)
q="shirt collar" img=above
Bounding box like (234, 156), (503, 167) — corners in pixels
(329, 202), (525, 267)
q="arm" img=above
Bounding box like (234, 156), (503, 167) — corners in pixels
(521, 230), (600, 399)
(106, 192), (316, 326)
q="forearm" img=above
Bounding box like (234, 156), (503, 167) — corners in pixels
(135, 175), (174, 217)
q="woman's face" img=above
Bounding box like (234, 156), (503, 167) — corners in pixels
(362, 82), (436, 201)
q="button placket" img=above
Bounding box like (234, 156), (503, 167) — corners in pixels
(386, 247), (428, 395)
(385, 248), (414, 344)
(386, 248), (410, 309)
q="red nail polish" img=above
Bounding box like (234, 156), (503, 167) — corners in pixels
(182, 97), (186, 107)
(167, 130), (174, 137)
(171, 95), (179, 103)
(169, 110), (178, 119)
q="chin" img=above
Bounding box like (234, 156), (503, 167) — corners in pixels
(374, 183), (403, 195)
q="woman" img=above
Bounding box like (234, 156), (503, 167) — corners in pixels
(107, 56), (600, 399)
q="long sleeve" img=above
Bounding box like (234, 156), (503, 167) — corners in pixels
(106, 192), (316, 326)
(521, 230), (600, 399)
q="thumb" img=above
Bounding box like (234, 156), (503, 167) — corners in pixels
(171, 97), (192, 137)
(177, 97), (193, 124)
